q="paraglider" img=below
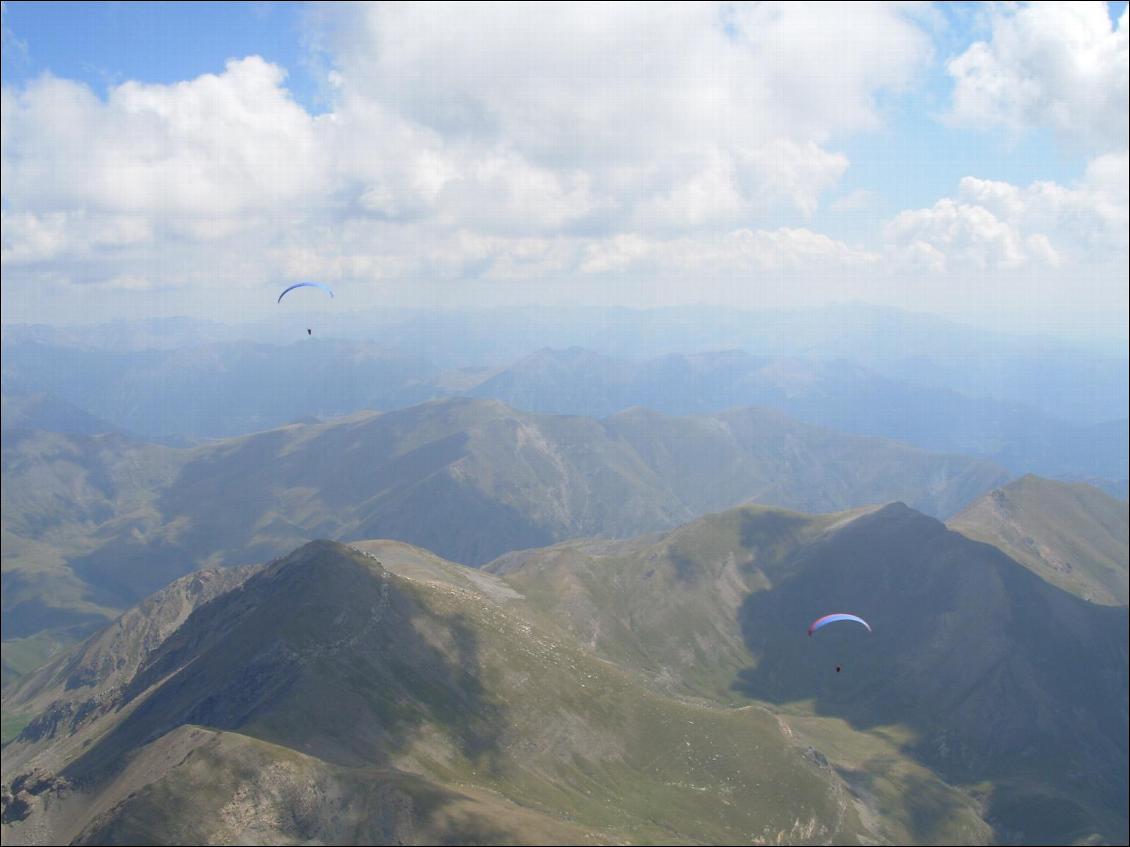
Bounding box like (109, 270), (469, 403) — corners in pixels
(808, 613), (871, 636)
(277, 282), (334, 336)
(809, 613), (871, 674)
(277, 282), (334, 303)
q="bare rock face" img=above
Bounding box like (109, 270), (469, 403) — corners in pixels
(1, 770), (71, 824)
(4, 565), (261, 757)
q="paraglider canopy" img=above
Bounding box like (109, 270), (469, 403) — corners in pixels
(808, 613), (871, 636)
(277, 282), (334, 303)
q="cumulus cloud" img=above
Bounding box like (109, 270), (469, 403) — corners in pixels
(337, 3), (929, 157)
(1, 2), (1125, 338)
(2, 58), (327, 240)
(884, 198), (1039, 272)
(326, 3), (926, 231)
(2, 1), (936, 308)
(885, 153), (1128, 271)
(947, 2), (1129, 151)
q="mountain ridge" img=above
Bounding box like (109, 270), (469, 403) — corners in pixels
(3, 397), (1007, 650)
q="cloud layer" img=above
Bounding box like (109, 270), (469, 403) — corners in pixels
(1, 2), (1126, 336)
(948, 2), (1128, 151)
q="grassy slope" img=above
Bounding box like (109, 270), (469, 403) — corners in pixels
(64, 727), (617, 847)
(7, 502), (1124, 843)
(949, 475), (1129, 606)
(3, 541), (868, 846)
(491, 503), (1128, 846)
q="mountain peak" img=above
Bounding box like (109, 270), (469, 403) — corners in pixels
(950, 475), (1128, 605)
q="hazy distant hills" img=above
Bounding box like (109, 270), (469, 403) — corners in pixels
(5, 304), (1126, 424)
(2, 398), (1006, 645)
(4, 336), (1124, 483)
(950, 475), (1129, 606)
(0, 390), (122, 438)
(468, 347), (1129, 481)
(1, 541), (873, 846)
(1, 340), (441, 440)
(5, 501), (1126, 844)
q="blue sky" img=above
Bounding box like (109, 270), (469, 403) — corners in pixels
(2, 2), (1127, 339)
(2, 2), (317, 103)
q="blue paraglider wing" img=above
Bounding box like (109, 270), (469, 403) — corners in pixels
(277, 282), (334, 303)
(808, 613), (871, 636)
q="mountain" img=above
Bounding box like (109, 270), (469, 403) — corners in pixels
(949, 476), (1129, 606)
(605, 405), (1003, 520)
(7, 304), (1125, 425)
(1, 429), (181, 642)
(0, 391), (121, 438)
(3, 399), (1006, 652)
(8, 499), (1126, 844)
(0, 317), (249, 352)
(1082, 476), (1130, 501)
(0, 340), (443, 440)
(2, 540), (873, 845)
(6, 327), (1126, 483)
(490, 503), (1129, 845)
(467, 347), (1128, 481)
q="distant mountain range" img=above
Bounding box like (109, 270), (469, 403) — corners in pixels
(0, 390), (122, 438)
(4, 339), (1126, 483)
(2, 398), (1006, 648)
(1, 339), (442, 441)
(5, 304), (1126, 424)
(465, 347), (1129, 481)
(4, 499), (1125, 844)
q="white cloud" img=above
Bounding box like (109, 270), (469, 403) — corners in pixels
(2, 58), (327, 239)
(2, 2), (934, 304)
(975, 157), (1126, 253)
(947, 2), (1129, 151)
(1, 210), (69, 264)
(580, 227), (879, 275)
(884, 198), (1035, 272)
(326, 2), (927, 230)
(1, 2), (1125, 339)
(337, 3), (929, 156)
(884, 151), (1129, 272)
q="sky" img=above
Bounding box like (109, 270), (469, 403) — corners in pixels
(2, 1), (1127, 341)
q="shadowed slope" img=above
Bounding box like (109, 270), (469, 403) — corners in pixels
(733, 505), (1128, 845)
(493, 502), (1129, 845)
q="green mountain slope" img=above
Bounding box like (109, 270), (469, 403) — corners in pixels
(2, 541), (870, 846)
(68, 727), (612, 847)
(949, 475), (1129, 606)
(11, 502), (1121, 844)
(491, 503), (1129, 845)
